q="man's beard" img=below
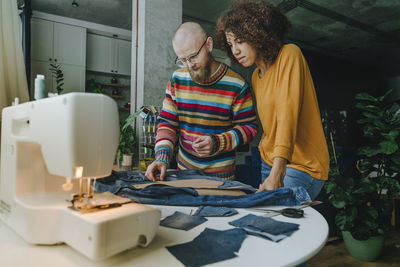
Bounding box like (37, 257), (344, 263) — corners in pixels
(188, 53), (213, 84)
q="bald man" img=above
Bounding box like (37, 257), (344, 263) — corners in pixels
(145, 22), (258, 181)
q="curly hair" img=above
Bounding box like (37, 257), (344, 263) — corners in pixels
(215, 1), (291, 64)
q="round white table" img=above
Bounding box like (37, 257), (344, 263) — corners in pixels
(0, 205), (328, 267)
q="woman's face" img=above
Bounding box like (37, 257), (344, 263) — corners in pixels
(225, 31), (257, 67)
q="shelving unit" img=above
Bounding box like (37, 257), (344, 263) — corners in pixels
(98, 82), (131, 121)
(138, 105), (162, 164)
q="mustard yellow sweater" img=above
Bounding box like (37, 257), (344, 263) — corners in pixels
(252, 44), (329, 180)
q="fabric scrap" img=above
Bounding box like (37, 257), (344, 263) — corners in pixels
(229, 214), (299, 242)
(194, 206), (238, 217)
(160, 211), (207, 231)
(167, 228), (246, 267)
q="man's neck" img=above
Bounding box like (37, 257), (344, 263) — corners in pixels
(209, 60), (220, 76)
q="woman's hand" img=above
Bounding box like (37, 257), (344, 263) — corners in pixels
(256, 157), (287, 193)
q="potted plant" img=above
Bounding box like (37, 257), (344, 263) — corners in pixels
(325, 89), (400, 261)
(49, 63), (64, 95)
(117, 108), (143, 170)
(86, 79), (104, 94)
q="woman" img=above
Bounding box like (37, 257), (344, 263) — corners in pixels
(215, 1), (329, 200)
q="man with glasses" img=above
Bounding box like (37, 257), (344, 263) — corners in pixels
(145, 22), (258, 181)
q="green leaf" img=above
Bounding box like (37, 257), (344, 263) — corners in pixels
(378, 89), (393, 102)
(383, 130), (399, 140)
(359, 147), (381, 157)
(357, 118), (371, 124)
(379, 140), (398, 154)
(355, 93), (377, 102)
(355, 103), (380, 112)
(363, 112), (380, 119)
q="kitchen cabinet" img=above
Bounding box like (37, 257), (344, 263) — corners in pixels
(86, 33), (131, 76)
(30, 18), (86, 94)
(31, 18), (86, 66)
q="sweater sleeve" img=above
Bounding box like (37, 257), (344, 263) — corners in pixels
(154, 79), (179, 166)
(210, 83), (258, 154)
(272, 45), (305, 162)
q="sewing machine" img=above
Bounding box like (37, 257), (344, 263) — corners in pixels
(0, 93), (160, 260)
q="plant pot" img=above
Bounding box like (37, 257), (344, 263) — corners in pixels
(120, 154), (133, 171)
(342, 231), (384, 261)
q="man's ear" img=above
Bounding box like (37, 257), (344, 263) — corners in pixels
(206, 37), (213, 53)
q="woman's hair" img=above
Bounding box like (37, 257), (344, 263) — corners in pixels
(215, 1), (291, 64)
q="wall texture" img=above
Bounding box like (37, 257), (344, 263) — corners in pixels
(135, 0), (182, 110)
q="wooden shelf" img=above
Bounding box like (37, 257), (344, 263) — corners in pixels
(100, 83), (130, 88)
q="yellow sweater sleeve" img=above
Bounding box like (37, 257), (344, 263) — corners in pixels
(271, 45), (305, 162)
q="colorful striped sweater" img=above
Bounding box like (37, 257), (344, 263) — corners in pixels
(155, 63), (258, 180)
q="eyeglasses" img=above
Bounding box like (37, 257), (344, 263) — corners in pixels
(175, 37), (208, 67)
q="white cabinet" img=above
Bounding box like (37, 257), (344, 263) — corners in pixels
(31, 61), (85, 94)
(86, 33), (131, 76)
(86, 34), (112, 74)
(31, 18), (86, 94)
(114, 38), (131, 76)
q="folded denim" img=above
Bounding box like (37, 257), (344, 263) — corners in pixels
(167, 228), (246, 267)
(194, 206), (238, 217)
(94, 170), (312, 208)
(229, 214), (300, 242)
(160, 211), (207, 231)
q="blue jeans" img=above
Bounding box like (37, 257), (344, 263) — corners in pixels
(95, 169), (311, 207)
(261, 161), (324, 201)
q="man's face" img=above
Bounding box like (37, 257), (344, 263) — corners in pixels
(174, 37), (213, 83)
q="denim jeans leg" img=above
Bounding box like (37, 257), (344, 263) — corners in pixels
(284, 167), (325, 201)
(261, 160), (324, 201)
(261, 161), (272, 183)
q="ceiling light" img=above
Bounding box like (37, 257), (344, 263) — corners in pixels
(72, 0), (79, 8)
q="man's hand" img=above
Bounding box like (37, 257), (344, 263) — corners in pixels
(256, 157), (287, 193)
(145, 161), (167, 181)
(192, 136), (213, 157)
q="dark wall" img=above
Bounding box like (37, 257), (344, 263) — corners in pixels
(301, 47), (385, 148)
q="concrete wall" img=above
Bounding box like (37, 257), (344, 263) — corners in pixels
(133, 0), (182, 110)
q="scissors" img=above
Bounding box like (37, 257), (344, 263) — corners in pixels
(249, 207), (304, 218)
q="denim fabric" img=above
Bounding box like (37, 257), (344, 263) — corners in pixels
(95, 170), (312, 208)
(160, 211), (207, 231)
(194, 206), (238, 217)
(229, 214), (299, 242)
(261, 161), (325, 201)
(167, 228), (246, 267)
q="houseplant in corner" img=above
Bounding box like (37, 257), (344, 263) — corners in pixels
(117, 108), (143, 170)
(325, 89), (400, 261)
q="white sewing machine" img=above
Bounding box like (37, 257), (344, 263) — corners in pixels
(0, 93), (160, 260)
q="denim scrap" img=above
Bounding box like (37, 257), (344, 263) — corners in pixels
(240, 225), (296, 242)
(160, 211), (207, 231)
(94, 170), (312, 208)
(194, 206), (238, 217)
(167, 228), (246, 267)
(229, 214), (300, 242)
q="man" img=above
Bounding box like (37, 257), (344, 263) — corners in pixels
(145, 22), (258, 181)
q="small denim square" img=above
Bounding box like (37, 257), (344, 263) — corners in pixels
(194, 206), (238, 217)
(167, 228), (246, 267)
(160, 211), (207, 231)
(229, 214), (299, 239)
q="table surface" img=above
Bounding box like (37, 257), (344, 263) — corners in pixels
(0, 205), (328, 267)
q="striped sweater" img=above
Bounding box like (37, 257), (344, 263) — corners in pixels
(155, 63), (258, 180)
